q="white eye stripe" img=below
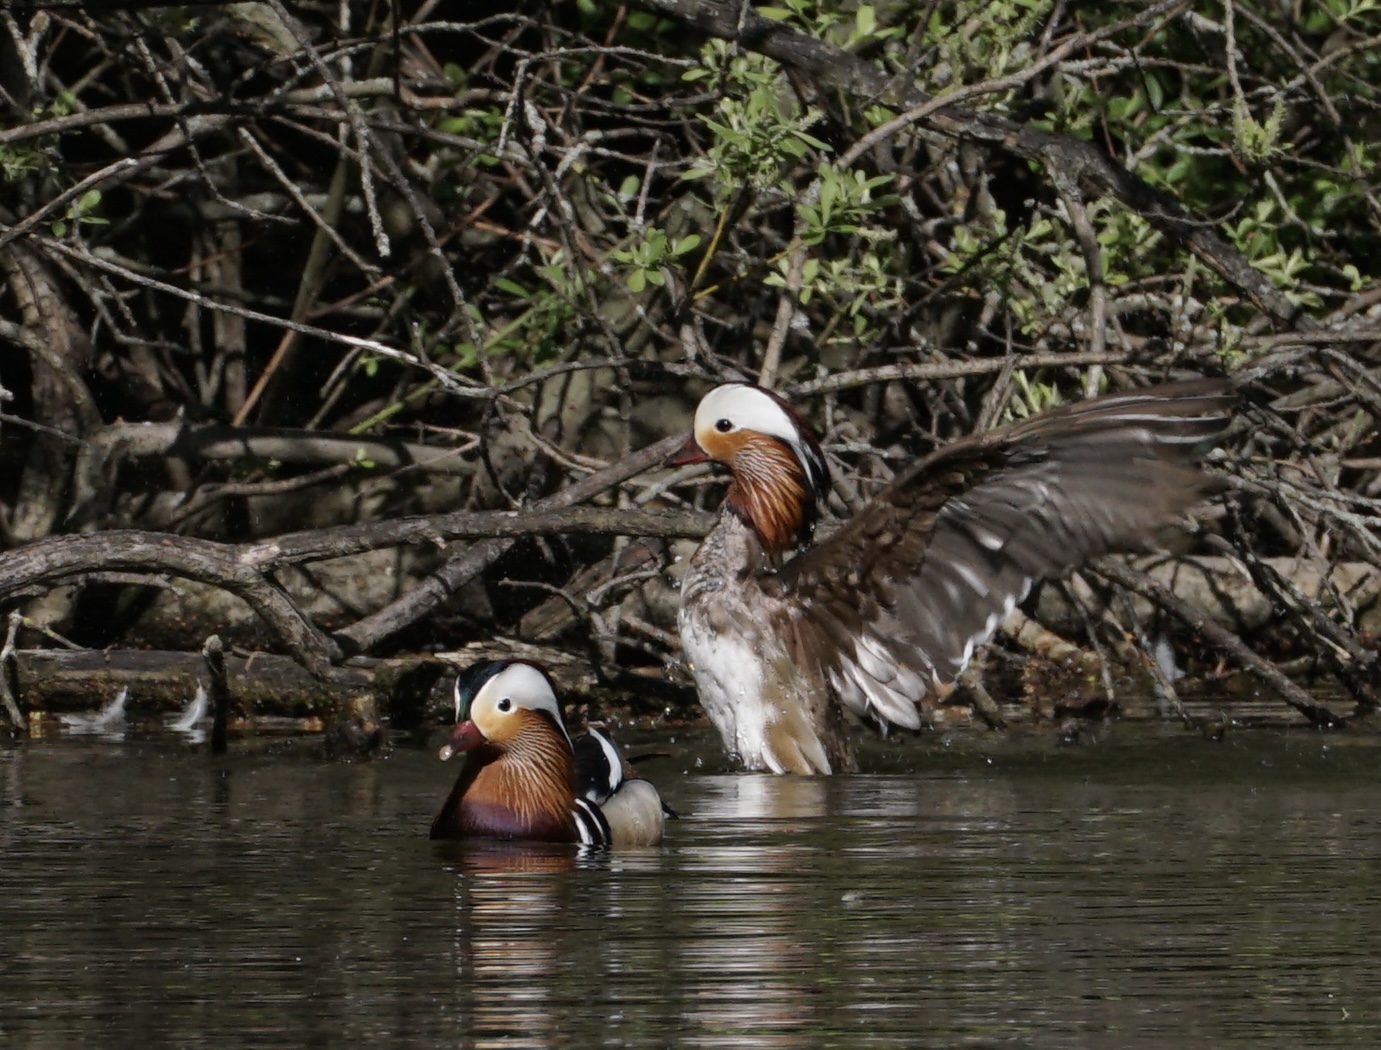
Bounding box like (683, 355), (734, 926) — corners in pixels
(695, 385), (800, 446)
(471, 663), (572, 747)
(693, 384), (831, 504)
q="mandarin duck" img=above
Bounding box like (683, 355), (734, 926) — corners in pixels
(430, 660), (665, 847)
(670, 379), (1232, 775)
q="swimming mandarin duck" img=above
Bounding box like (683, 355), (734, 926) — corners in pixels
(670, 379), (1232, 775)
(430, 660), (665, 846)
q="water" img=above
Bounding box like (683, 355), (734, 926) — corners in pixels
(1, 725), (1378, 1048)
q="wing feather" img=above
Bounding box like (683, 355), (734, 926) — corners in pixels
(767, 380), (1231, 728)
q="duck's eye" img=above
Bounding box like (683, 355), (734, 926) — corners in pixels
(714, 418), (733, 433)
(497, 697), (513, 712)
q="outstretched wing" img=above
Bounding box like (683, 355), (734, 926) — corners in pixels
(766, 380), (1232, 729)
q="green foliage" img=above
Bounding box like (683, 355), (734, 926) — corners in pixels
(1227, 199), (1320, 308)
(678, 23), (911, 346)
(683, 40), (831, 192)
(798, 167), (896, 247)
(978, 3), (1381, 330)
(760, 0), (905, 51)
(1316, 0), (1381, 26)
(1004, 370), (1067, 422)
(484, 252), (585, 365)
(51, 190), (107, 238)
(12, 0), (1368, 447)
(611, 230), (701, 293)
(398, 0), (1380, 388)
(2, 95), (72, 182)
(435, 105), (504, 167)
(0, 144), (46, 183)
(757, 165), (902, 319)
(1232, 96), (1288, 164)
(767, 250), (904, 319)
(924, 0), (1055, 90)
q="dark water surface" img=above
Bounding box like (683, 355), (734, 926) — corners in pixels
(1, 725), (1378, 1048)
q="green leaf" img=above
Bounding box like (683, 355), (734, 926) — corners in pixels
(493, 278), (530, 298)
(793, 130), (833, 151)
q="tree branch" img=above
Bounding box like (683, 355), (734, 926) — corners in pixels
(0, 488), (712, 673)
(332, 433), (696, 652)
(1095, 559), (1346, 728)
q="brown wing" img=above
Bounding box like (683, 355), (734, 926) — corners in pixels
(766, 379), (1233, 730)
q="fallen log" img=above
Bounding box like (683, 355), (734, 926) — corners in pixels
(4, 639), (632, 730)
(13, 647), (381, 719)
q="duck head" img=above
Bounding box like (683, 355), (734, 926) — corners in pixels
(670, 383), (831, 557)
(439, 660), (573, 762)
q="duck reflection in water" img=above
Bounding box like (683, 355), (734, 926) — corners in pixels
(440, 773), (996, 1047)
(677, 775), (848, 1045)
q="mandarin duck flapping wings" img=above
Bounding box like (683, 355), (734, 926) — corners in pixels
(670, 380), (1232, 775)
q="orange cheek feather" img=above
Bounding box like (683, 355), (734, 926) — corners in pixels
(700, 429), (750, 463)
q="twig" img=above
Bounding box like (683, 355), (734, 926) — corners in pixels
(0, 101), (195, 149)
(1096, 559), (1346, 728)
(759, 181), (818, 389)
(787, 350), (1155, 397)
(265, 0), (389, 259)
(202, 634), (230, 755)
(1207, 526), (1380, 713)
(333, 433), (693, 652)
(236, 126), (381, 278)
(0, 612), (27, 733)
(234, 150), (353, 425)
(0, 114), (235, 251)
(0, 317), (100, 427)
(43, 238), (478, 398)
(1047, 165), (1107, 379)
(69, 418), (479, 527)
